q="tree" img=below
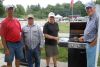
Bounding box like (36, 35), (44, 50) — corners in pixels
(0, 1), (5, 17)
(96, 0), (100, 4)
(26, 5), (33, 14)
(26, 1), (87, 19)
(74, 1), (86, 16)
(15, 4), (26, 18)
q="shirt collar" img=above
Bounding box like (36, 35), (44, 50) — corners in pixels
(6, 17), (15, 21)
(89, 13), (96, 20)
(48, 21), (55, 24)
(27, 24), (35, 27)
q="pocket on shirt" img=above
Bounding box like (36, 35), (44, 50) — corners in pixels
(24, 30), (29, 37)
(24, 29), (29, 32)
(32, 30), (39, 36)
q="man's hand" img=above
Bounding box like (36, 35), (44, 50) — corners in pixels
(5, 49), (10, 56)
(90, 39), (97, 47)
(54, 37), (59, 41)
(79, 37), (84, 42)
(54, 37), (59, 43)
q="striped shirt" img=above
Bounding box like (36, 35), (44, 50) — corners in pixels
(22, 24), (44, 49)
(83, 13), (99, 42)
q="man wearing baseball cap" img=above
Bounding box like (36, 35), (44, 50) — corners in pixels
(43, 12), (59, 67)
(79, 2), (99, 67)
(22, 14), (44, 67)
(1, 5), (24, 67)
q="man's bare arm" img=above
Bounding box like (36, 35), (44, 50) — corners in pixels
(1, 36), (8, 50)
(44, 34), (58, 40)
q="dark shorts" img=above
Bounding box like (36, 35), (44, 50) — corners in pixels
(45, 45), (58, 57)
(5, 41), (24, 63)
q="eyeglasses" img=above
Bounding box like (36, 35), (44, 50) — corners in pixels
(86, 7), (92, 10)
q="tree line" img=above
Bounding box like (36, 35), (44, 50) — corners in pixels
(0, 0), (100, 19)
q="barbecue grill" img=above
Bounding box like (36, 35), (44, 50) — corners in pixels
(68, 22), (87, 67)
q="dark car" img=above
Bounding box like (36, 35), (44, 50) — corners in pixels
(20, 48), (34, 66)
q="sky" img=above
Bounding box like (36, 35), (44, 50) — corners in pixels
(3, 0), (92, 9)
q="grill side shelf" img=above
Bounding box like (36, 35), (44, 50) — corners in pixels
(68, 42), (87, 49)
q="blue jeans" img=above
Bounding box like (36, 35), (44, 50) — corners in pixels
(86, 44), (97, 67)
(26, 46), (40, 67)
(5, 41), (24, 63)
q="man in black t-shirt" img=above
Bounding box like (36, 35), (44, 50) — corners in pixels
(43, 12), (59, 67)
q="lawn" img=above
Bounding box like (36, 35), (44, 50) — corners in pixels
(0, 49), (4, 54)
(58, 22), (69, 33)
(98, 55), (100, 66)
(41, 47), (68, 62)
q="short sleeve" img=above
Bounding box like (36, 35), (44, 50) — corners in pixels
(57, 23), (59, 32)
(14, 18), (22, 32)
(43, 23), (48, 34)
(18, 21), (22, 32)
(16, 19), (22, 32)
(0, 23), (1, 36)
(0, 22), (7, 37)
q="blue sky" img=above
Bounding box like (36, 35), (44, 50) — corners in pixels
(3, 0), (92, 8)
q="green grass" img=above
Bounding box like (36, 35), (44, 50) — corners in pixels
(98, 55), (100, 66)
(41, 47), (67, 62)
(40, 48), (45, 59)
(58, 47), (68, 62)
(58, 23), (69, 33)
(0, 49), (4, 54)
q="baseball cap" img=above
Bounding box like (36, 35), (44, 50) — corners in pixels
(27, 14), (34, 19)
(5, 5), (14, 11)
(48, 12), (55, 18)
(85, 2), (95, 9)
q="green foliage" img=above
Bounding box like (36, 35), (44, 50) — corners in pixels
(0, 1), (87, 18)
(96, 0), (100, 4)
(74, 1), (86, 16)
(58, 23), (69, 33)
(58, 47), (68, 62)
(98, 55), (100, 66)
(14, 4), (26, 18)
(0, 2), (5, 17)
(26, 1), (87, 19)
(0, 49), (4, 54)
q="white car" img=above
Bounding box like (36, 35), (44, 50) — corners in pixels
(58, 37), (69, 47)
